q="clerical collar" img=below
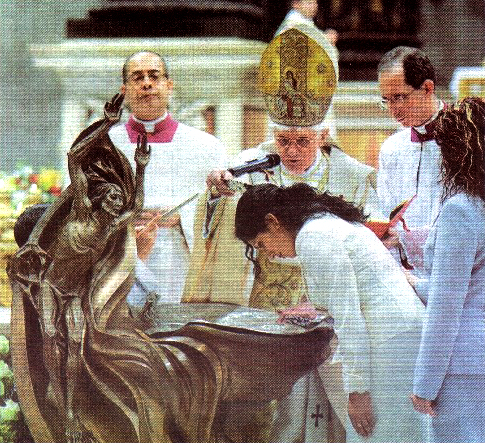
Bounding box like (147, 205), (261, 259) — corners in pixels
(133, 113), (167, 132)
(125, 113), (179, 143)
(410, 101), (445, 143)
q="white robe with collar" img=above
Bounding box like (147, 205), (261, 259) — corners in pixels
(377, 126), (444, 273)
(109, 117), (227, 303)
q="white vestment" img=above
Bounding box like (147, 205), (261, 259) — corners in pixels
(184, 141), (380, 442)
(198, 142), (381, 306)
(109, 115), (227, 303)
(377, 116), (444, 273)
(297, 216), (426, 442)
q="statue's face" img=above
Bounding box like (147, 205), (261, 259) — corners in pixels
(121, 52), (173, 121)
(101, 187), (124, 217)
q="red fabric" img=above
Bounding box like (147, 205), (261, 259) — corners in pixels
(125, 115), (179, 143)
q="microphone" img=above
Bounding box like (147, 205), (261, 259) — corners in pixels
(228, 154), (281, 177)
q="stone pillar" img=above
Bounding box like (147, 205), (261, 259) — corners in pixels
(215, 98), (245, 157)
(58, 96), (88, 182)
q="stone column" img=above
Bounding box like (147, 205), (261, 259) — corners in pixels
(215, 98), (245, 157)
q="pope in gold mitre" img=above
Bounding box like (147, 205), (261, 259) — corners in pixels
(184, 27), (380, 309)
(183, 28), (381, 442)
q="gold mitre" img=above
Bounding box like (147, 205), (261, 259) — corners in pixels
(258, 28), (337, 127)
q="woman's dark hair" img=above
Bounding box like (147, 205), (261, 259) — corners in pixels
(235, 183), (367, 271)
(435, 97), (485, 201)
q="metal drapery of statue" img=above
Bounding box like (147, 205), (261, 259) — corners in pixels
(7, 95), (333, 443)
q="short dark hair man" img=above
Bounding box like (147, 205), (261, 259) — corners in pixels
(377, 46), (445, 272)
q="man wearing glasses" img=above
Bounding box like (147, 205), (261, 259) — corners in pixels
(185, 106), (380, 310)
(377, 46), (445, 273)
(109, 51), (227, 304)
(184, 29), (380, 307)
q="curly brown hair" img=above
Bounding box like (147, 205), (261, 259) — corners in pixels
(435, 97), (485, 201)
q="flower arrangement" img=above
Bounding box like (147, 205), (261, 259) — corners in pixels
(0, 335), (33, 442)
(0, 166), (63, 307)
(0, 166), (62, 218)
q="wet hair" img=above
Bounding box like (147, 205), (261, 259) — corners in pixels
(14, 203), (51, 247)
(235, 183), (367, 270)
(122, 51), (169, 84)
(378, 46), (436, 89)
(88, 182), (125, 211)
(435, 97), (485, 201)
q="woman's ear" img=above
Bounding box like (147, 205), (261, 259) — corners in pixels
(264, 213), (280, 229)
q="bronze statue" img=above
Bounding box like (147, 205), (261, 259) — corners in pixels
(8, 95), (333, 443)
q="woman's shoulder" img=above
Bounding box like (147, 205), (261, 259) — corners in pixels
(298, 215), (349, 240)
(303, 213), (344, 227)
(443, 193), (485, 213)
(296, 216), (346, 257)
(440, 193), (485, 227)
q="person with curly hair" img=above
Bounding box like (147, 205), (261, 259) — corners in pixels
(407, 97), (485, 442)
(235, 182), (426, 442)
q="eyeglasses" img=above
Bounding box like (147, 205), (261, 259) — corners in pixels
(128, 71), (168, 85)
(275, 136), (312, 148)
(380, 88), (420, 109)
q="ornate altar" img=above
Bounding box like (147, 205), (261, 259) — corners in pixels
(66, 0), (271, 41)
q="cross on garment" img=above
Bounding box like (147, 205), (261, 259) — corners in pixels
(311, 403), (324, 427)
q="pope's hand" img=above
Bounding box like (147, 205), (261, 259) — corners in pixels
(206, 169), (235, 197)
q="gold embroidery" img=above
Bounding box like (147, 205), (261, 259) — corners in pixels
(249, 252), (308, 311)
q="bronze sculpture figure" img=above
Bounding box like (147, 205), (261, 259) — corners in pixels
(8, 95), (333, 443)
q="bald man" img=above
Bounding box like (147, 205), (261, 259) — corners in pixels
(109, 51), (228, 304)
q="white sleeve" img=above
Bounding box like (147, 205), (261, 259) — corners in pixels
(377, 141), (397, 217)
(298, 227), (371, 393)
(360, 177), (385, 219)
(180, 136), (229, 250)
